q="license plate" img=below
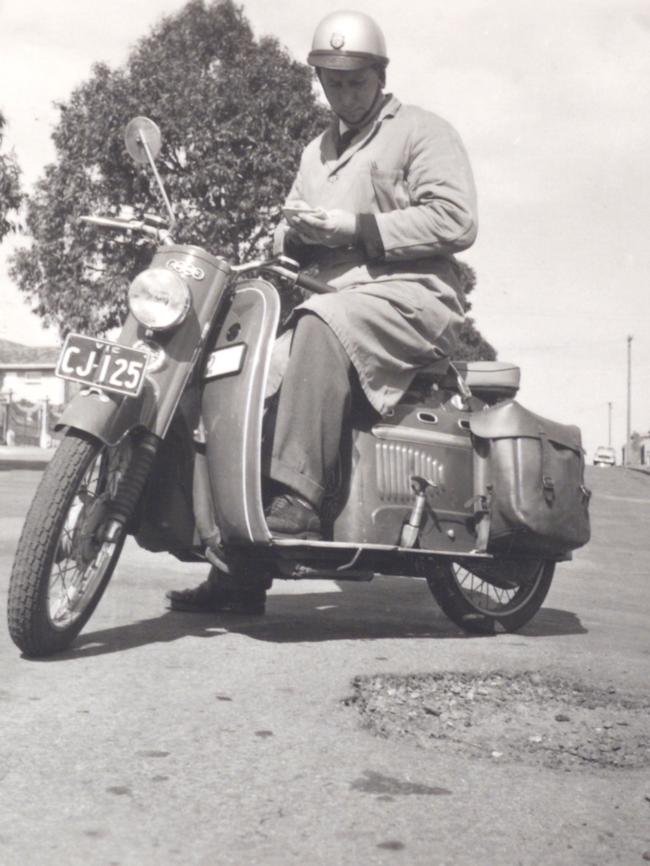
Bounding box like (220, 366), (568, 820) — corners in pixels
(55, 334), (149, 397)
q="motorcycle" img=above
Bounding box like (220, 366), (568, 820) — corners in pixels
(7, 117), (576, 657)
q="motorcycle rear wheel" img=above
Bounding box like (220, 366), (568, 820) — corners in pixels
(7, 431), (133, 657)
(425, 557), (555, 634)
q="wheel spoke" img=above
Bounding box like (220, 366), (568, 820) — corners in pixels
(424, 556), (554, 636)
(7, 432), (137, 656)
(452, 563), (527, 614)
(45, 442), (126, 627)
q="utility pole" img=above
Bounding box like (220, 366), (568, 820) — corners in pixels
(625, 335), (633, 466)
(608, 401), (612, 448)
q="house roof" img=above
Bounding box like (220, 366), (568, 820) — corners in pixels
(0, 363), (57, 371)
(0, 338), (60, 365)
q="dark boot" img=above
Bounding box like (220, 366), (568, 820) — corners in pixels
(265, 492), (322, 540)
(166, 566), (267, 615)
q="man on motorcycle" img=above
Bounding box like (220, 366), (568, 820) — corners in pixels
(167, 9), (477, 614)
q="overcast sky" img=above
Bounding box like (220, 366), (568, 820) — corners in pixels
(1, 0), (649, 457)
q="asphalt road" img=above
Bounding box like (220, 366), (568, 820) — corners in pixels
(1, 464), (649, 866)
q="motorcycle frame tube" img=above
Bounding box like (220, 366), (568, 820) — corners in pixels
(202, 278), (281, 545)
(56, 246), (232, 446)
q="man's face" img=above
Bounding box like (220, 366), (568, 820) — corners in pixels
(319, 67), (382, 126)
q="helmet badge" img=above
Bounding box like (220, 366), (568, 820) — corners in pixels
(330, 32), (345, 50)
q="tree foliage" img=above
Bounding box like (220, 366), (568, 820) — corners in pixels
(0, 111), (22, 241)
(453, 260), (497, 361)
(10, 0), (328, 335)
(10, 0), (495, 361)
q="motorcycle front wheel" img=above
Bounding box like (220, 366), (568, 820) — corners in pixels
(424, 557), (555, 634)
(7, 431), (135, 657)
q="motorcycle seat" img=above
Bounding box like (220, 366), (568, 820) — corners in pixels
(417, 359), (521, 398)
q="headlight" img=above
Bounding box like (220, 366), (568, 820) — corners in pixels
(128, 267), (191, 331)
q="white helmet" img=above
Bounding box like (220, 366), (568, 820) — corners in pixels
(307, 10), (389, 71)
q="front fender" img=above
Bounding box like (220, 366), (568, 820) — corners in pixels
(55, 379), (158, 446)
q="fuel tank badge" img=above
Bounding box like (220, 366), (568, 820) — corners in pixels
(167, 259), (205, 281)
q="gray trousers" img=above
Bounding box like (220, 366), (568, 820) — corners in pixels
(268, 313), (370, 509)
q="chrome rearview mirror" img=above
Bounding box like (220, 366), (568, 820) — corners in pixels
(124, 116), (175, 229)
(124, 116), (162, 164)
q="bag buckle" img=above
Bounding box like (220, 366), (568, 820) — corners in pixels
(463, 490), (491, 513)
(542, 474), (555, 503)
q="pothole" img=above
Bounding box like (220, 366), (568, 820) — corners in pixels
(344, 671), (650, 771)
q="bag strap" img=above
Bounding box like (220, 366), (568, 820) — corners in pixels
(473, 489), (492, 553)
(467, 435), (493, 553)
(538, 428), (556, 504)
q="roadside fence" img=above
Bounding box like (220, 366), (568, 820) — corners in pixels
(0, 395), (62, 448)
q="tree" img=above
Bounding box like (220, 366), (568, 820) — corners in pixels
(452, 260), (497, 361)
(10, 0), (495, 360)
(10, 0), (328, 335)
(0, 111), (22, 241)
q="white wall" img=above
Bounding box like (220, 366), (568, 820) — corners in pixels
(1, 369), (66, 404)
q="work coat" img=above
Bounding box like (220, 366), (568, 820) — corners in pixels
(274, 95), (478, 415)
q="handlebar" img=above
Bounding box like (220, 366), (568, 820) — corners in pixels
(78, 214), (173, 245)
(78, 220), (335, 294)
(230, 256), (335, 294)
(294, 271), (335, 295)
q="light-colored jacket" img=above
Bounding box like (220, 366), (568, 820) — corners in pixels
(274, 95), (478, 414)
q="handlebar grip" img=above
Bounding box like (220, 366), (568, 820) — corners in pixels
(78, 214), (166, 242)
(295, 272), (335, 294)
(79, 215), (130, 229)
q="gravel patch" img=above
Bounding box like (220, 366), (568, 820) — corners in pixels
(345, 671), (650, 771)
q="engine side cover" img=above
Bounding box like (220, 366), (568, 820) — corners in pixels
(332, 392), (476, 552)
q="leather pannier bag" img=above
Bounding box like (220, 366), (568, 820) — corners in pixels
(468, 401), (591, 557)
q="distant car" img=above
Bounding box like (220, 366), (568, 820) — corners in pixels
(593, 446), (616, 467)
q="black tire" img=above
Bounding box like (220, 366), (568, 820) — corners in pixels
(424, 557), (555, 634)
(7, 431), (133, 657)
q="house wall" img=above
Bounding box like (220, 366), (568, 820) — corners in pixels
(639, 436), (650, 466)
(0, 368), (66, 404)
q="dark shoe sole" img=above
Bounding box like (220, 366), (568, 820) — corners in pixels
(167, 599), (265, 615)
(166, 590), (265, 616)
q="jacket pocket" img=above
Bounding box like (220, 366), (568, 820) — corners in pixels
(370, 167), (410, 211)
